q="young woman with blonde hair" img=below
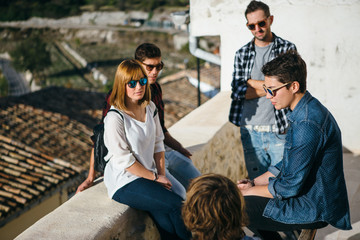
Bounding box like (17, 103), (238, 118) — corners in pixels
(103, 59), (190, 240)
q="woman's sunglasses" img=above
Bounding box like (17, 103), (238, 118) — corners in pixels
(247, 17), (269, 30)
(263, 83), (291, 96)
(127, 78), (147, 88)
(141, 61), (164, 71)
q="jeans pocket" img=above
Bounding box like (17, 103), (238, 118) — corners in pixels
(275, 132), (287, 141)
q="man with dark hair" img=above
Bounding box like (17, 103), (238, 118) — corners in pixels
(77, 43), (200, 200)
(229, 0), (297, 179)
(238, 50), (352, 239)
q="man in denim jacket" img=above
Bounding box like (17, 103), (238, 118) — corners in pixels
(238, 50), (351, 240)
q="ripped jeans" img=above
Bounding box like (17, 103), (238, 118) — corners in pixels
(240, 126), (286, 179)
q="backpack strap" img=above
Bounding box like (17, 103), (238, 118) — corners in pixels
(153, 108), (158, 118)
(106, 108), (135, 154)
(107, 109), (123, 120)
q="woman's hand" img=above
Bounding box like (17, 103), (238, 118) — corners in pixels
(156, 175), (172, 190)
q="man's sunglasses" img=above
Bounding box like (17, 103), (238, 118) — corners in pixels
(247, 17), (269, 30)
(127, 78), (147, 88)
(141, 61), (164, 71)
(263, 83), (291, 96)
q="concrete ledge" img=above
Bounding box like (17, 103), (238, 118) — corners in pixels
(169, 91), (232, 148)
(15, 91), (246, 239)
(15, 179), (159, 240)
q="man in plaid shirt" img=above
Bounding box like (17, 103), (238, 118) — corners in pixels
(229, 1), (296, 179)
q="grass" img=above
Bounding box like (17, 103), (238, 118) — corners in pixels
(45, 43), (92, 89)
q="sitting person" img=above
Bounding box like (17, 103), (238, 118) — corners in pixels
(103, 59), (190, 240)
(237, 50), (352, 240)
(76, 43), (200, 200)
(182, 173), (257, 240)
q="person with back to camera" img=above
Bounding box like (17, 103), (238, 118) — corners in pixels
(229, 0), (297, 180)
(103, 59), (190, 240)
(76, 43), (201, 200)
(182, 173), (257, 240)
(237, 50), (352, 240)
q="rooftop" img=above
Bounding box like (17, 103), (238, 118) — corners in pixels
(0, 134), (81, 226)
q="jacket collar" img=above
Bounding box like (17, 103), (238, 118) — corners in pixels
(288, 91), (312, 122)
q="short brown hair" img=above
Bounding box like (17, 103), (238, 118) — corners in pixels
(109, 59), (151, 111)
(134, 43), (161, 62)
(245, 0), (270, 18)
(182, 174), (248, 240)
(262, 50), (307, 93)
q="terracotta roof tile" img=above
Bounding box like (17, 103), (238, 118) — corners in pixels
(0, 87), (106, 170)
(0, 135), (80, 225)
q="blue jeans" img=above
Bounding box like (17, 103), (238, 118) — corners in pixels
(240, 127), (286, 179)
(165, 150), (201, 199)
(112, 178), (191, 240)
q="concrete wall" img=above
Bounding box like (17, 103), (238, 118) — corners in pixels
(190, 0), (360, 154)
(15, 92), (247, 239)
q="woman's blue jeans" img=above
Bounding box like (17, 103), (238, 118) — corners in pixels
(112, 178), (191, 240)
(165, 150), (201, 200)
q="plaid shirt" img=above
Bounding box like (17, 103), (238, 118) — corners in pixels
(229, 33), (296, 133)
(101, 82), (167, 133)
(150, 82), (167, 134)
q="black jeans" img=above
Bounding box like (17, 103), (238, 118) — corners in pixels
(244, 196), (328, 240)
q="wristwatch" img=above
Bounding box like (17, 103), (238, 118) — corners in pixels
(250, 179), (255, 187)
(153, 172), (159, 181)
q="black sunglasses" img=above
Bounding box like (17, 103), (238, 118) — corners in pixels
(263, 83), (291, 96)
(127, 78), (147, 88)
(247, 17), (269, 30)
(141, 61), (164, 71)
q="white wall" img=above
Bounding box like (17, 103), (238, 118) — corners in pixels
(190, 0), (360, 154)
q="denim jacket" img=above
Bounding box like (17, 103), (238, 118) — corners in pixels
(264, 91), (351, 230)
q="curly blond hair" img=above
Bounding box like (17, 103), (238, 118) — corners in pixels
(182, 173), (248, 240)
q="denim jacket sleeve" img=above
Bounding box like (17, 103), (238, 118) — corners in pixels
(268, 121), (323, 199)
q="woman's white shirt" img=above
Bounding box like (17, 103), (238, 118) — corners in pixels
(103, 101), (165, 198)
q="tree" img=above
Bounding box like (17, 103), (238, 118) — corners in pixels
(10, 35), (52, 87)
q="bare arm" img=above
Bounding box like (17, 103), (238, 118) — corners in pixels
(126, 159), (172, 190)
(241, 185), (273, 198)
(163, 132), (192, 158)
(237, 171), (275, 198)
(76, 148), (96, 193)
(253, 171), (275, 185)
(126, 160), (158, 180)
(245, 79), (266, 99)
(154, 151), (166, 175)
